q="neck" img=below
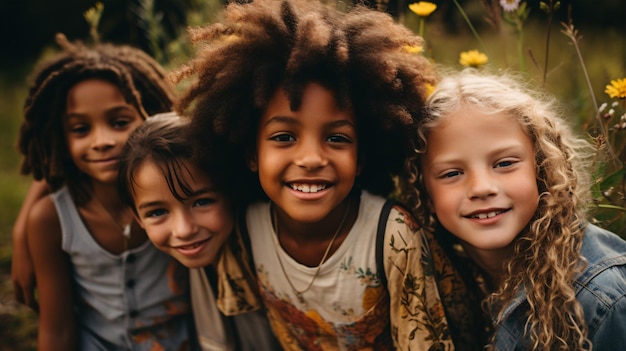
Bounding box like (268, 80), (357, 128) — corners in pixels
(460, 242), (513, 289)
(274, 197), (356, 244)
(90, 179), (120, 201)
(89, 182), (131, 224)
(272, 196), (357, 267)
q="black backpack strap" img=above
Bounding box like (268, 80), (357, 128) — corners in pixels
(376, 199), (398, 288)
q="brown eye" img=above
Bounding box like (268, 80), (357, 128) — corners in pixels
(271, 133), (295, 142)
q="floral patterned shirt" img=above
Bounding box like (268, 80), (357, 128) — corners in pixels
(246, 191), (463, 350)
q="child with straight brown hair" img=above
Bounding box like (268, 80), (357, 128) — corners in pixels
(118, 113), (281, 350)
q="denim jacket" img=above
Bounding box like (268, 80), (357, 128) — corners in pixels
(493, 224), (626, 350)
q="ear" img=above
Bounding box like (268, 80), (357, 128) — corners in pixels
(132, 211), (145, 229)
(246, 150), (258, 172)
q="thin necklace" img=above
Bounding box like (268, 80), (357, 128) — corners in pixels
(92, 195), (133, 252)
(271, 201), (350, 304)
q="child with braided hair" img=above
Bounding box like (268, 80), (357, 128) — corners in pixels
(14, 34), (191, 350)
(172, 0), (484, 349)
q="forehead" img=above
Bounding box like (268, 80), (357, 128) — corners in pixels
(132, 158), (213, 191)
(261, 83), (355, 129)
(65, 79), (135, 115)
(425, 109), (531, 154)
(66, 79), (125, 103)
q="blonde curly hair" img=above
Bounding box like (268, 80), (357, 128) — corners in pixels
(400, 68), (595, 350)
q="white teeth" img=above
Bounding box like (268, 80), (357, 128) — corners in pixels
(474, 211), (500, 219)
(291, 184), (327, 193)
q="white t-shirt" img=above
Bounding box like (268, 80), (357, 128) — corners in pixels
(247, 191), (391, 350)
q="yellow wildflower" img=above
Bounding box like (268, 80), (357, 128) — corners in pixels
(403, 45), (424, 54)
(424, 83), (435, 97)
(83, 2), (104, 24)
(408, 2), (437, 17)
(459, 50), (488, 68)
(84, 2), (104, 42)
(605, 78), (626, 99)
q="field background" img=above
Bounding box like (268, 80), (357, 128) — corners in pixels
(0, 0), (624, 349)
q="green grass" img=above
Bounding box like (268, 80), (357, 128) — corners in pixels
(0, 75), (38, 350)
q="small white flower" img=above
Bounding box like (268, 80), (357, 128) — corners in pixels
(500, 0), (521, 12)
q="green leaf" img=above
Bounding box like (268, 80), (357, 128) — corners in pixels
(599, 167), (625, 190)
(595, 204), (626, 212)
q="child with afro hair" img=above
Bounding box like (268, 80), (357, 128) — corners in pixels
(172, 1), (485, 350)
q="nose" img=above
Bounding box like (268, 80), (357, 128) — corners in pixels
(467, 171), (499, 199)
(172, 209), (198, 239)
(294, 138), (328, 171)
(91, 126), (116, 151)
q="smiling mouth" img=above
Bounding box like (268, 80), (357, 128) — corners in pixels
(89, 157), (119, 163)
(288, 183), (328, 193)
(466, 209), (508, 219)
(175, 239), (208, 250)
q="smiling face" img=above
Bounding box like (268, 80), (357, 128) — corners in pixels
(422, 107), (539, 262)
(253, 82), (360, 225)
(64, 79), (144, 185)
(131, 159), (233, 268)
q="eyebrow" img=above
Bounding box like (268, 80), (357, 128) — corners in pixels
(64, 105), (136, 120)
(137, 200), (165, 211)
(429, 144), (527, 164)
(262, 115), (355, 129)
(136, 186), (217, 210)
(262, 115), (297, 128)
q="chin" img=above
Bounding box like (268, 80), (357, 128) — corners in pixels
(177, 259), (207, 269)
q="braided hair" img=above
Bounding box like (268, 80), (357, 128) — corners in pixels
(18, 33), (175, 204)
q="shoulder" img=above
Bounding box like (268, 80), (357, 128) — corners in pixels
(580, 223), (626, 264)
(375, 196), (421, 238)
(577, 224), (626, 287)
(359, 191), (421, 231)
(27, 195), (60, 233)
(26, 194), (64, 257)
(575, 225), (626, 342)
(387, 203), (420, 232)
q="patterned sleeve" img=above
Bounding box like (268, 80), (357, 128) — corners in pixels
(384, 205), (455, 351)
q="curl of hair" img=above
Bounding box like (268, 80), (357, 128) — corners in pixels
(171, 0), (436, 203)
(18, 33), (175, 204)
(401, 68), (594, 350)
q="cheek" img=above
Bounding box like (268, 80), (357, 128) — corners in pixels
(207, 206), (235, 234)
(142, 223), (170, 247)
